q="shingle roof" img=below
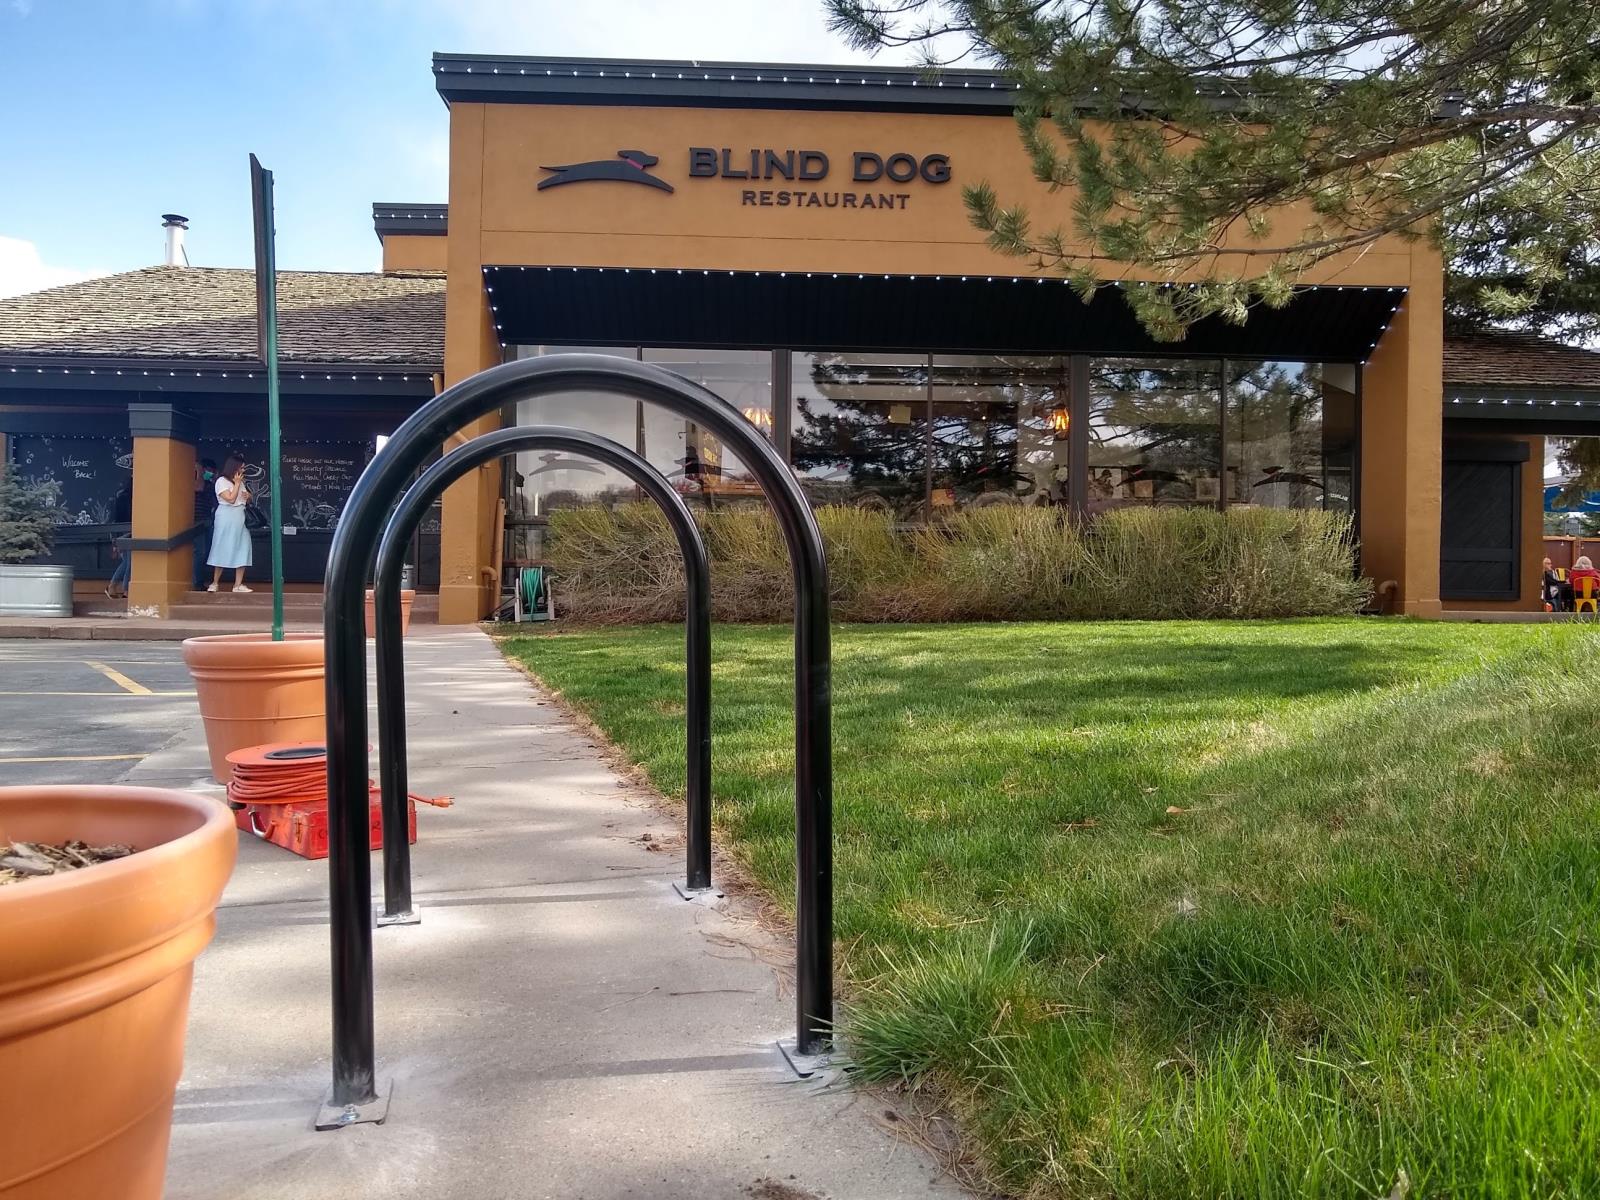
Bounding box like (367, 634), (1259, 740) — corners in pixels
(4, 266), (1596, 392)
(1444, 330), (1600, 392)
(0, 266), (444, 366)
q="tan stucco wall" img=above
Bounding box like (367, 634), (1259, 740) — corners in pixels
(467, 102), (1417, 284)
(381, 234), (448, 273)
(439, 102), (505, 625)
(128, 435), (196, 612)
(1358, 261), (1444, 617)
(437, 97), (1438, 621)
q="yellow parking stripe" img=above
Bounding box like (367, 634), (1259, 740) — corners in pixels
(84, 660), (154, 695)
(0, 754), (146, 764)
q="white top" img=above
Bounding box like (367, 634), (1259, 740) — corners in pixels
(215, 475), (248, 507)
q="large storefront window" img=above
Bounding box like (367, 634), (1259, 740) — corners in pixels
(507, 345), (1356, 526)
(1318, 364), (1357, 512)
(930, 355), (1068, 510)
(641, 348), (771, 507)
(509, 345), (639, 534)
(1225, 361), (1357, 511)
(1088, 359), (1223, 509)
(789, 353), (1071, 514)
(790, 352), (929, 516)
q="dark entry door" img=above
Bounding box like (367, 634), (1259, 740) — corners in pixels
(1440, 439), (1527, 601)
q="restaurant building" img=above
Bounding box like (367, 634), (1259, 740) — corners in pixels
(5, 53), (1600, 620)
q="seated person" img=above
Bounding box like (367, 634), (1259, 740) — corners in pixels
(1569, 555), (1600, 604)
(1542, 556), (1571, 611)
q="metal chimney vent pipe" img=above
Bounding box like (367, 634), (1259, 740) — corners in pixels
(161, 213), (189, 267)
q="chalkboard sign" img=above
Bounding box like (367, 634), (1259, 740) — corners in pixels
(199, 440), (370, 532)
(10, 434), (133, 525)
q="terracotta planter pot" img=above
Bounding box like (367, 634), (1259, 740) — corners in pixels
(0, 785), (236, 1200)
(364, 588), (415, 638)
(181, 632), (325, 783)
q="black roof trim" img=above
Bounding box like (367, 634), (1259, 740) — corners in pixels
(372, 203), (449, 241)
(1446, 413), (1600, 436)
(0, 354), (438, 396)
(432, 53), (1033, 115)
(430, 54), (1259, 116)
(1448, 386), (1600, 408)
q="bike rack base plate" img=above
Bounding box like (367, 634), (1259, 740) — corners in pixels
(775, 1037), (841, 1081)
(315, 1079), (393, 1130)
(672, 882), (725, 903)
(375, 905), (422, 927)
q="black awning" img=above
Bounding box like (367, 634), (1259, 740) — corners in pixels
(484, 265), (1402, 362)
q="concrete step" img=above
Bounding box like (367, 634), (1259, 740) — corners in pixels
(175, 589), (329, 607)
(167, 594), (440, 624)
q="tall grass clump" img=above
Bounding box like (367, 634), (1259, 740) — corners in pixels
(542, 504), (684, 622)
(699, 507), (793, 622)
(546, 502), (1368, 623)
(911, 507), (1097, 620)
(815, 505), (922, 618)
(1090, 507), (1369, 619)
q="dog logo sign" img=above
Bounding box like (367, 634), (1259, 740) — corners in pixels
(538, 150), (674, 193)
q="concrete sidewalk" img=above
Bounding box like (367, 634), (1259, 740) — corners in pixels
(150, 627), (967, 1199)
(0, 615), (323, 640)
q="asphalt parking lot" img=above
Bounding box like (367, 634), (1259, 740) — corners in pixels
(0, 641), (202, 786)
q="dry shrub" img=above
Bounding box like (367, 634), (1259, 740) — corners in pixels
(911, 507), (1098, 621)
(546, 502), (1369, 624)
(701, 507), (791, 621)
(817, 506), (921, 619)
(545, 504), (683, 622)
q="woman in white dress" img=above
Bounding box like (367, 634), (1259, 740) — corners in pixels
(206, 453), (254, 593)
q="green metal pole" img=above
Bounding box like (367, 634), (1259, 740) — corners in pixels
(257, 165), (285, 641)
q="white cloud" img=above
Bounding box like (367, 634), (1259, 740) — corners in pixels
(0, 237), (107, 299)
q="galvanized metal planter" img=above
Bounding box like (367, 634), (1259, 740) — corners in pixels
(0, 563), (74, 617)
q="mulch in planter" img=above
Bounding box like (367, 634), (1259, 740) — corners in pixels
(0, 840), (134, 886)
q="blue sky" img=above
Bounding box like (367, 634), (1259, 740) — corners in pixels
(0, 0), (902, 296)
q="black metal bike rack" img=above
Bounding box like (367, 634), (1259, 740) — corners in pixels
(319, 355), (832, 1127)
(372, 426), (714, 926)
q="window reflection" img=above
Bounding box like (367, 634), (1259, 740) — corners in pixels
(642, 349), (771, 508)
(1319, 365), (1357, 513)
(790, 352), (929, 517)
(1088, 359), (1222, 509)
(502, 346), (1357, 530)
(1226, 361), (1356, 511)
(930, 356), (1068, 510)
(509, 345), (638, 520)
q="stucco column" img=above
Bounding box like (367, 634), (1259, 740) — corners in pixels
(1519, 434), (1546, 608)
(126, 402), (199, 615)
(438, 101), (505, 625)
(1359, 247), (1444, 617)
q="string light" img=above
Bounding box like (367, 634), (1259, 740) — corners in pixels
(481, 265), (1402, 293)
(434, 58), (1024, 93)
(0, 364), (422, 381)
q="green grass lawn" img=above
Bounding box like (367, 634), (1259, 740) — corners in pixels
(499, 618), (1600, 1199)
